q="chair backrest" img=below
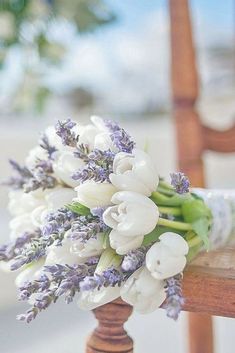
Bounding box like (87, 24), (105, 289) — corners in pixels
(169, 0), (235, 187)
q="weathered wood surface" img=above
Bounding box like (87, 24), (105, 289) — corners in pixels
(183, 248), (235, 317)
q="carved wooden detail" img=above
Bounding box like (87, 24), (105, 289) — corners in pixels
(86, 299), (133, 353)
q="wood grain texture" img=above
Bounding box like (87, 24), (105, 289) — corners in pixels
(169, 0), (214, 352)
(183, 248), (235, 317)
(86, 299), (133, 353)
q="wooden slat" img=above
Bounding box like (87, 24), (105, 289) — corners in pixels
(182, 248), (235, 317)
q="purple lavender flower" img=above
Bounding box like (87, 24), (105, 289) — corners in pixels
(42, 207), (77, 240)
(3, 160), (33, 190)
(163, 274), (184, 320)
(72, 149), (115, 183)
(170, 172), (190, 194)
(80, 267), (124, 291)
(69, 214), (108, 243)
(0, 231), (39, 262)
(24, 162), (57, 193)
(17, 263), (94, 322)
(55, 119), (78, 147)
(121, 248), (146, 272)
(105, 120), (135, 153)
(39, 134), (57, 159)
(74, 143), (90, 162)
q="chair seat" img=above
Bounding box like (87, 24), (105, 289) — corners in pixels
(183, 248), (235, 317)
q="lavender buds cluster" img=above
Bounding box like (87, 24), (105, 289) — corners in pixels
(170, 172), (190, 194)
(55, 119), (78, 147)
(17, 264), (93, 322)
(105, 120), (135, 153)
(163, 274), (184, 320)
(72, 148), (115, 183)
(80, 267), (124, 292)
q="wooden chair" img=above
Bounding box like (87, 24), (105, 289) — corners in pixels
(169, 0), (235, 352)
(86, 1), (235, 352)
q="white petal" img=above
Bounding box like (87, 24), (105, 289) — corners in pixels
(78, 286), (120, 310)
(109, 230), (144, 255)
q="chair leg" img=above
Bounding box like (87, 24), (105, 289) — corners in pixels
(188, 313), (214, 353)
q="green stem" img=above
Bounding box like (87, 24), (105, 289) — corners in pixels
(158, 206), (182, 216)
(159, 180), (174, 190)
(187, 235), (202, 248)
(157, 187), (175, 196)
(151, 191), (170, 202)
(158, 217), (192, 231)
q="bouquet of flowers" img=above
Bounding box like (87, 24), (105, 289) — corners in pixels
(1, 116), (235, 323)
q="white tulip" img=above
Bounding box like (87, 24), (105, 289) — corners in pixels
(90, 115), (107, 131)
(103, 191), (159, 237)
(94, 132), (117, 152)
(109, 230), (144, 255)
(69, 233), (104, 258)
(31, 205), (47, 228)
(52, 150), (84, 187)
(75, 181), (117, 209)
(45, 187), (76, 210)
(15, 259), (45, 288)
(45, 238), (85, 266)
(146, 232), (189, 280)
(8, 190), (45, 216)
(9, 214), (36, 240)
(78, 286), (120, 310)
(120, 267), (166, 314)
(110, 149), (159, 196)
(25, 146), (48, 168)
(77, 124), (100, 149)
(45, 125), (65, 150)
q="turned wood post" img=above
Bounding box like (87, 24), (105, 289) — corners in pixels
(169, 1), (214, 353)
(86, 299), (133, 353)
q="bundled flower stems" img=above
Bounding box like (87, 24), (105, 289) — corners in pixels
(1, 116), (235, 323)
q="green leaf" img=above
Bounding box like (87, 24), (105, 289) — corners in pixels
(66, 202), (90, 216)
(182, 199), (212, 223)
(102, 231), (110, 249)
(192, 218), (210, 250)
(142, 226), (185, 246)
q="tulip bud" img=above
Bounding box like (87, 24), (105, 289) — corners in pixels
(146, 232), (189, 280)
(75, 182), (117, 209)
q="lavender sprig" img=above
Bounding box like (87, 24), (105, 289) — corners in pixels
(69, 214), (108, 243)
(121, 247), (146, 272)
(170, 172), (190, 194)
(11, 208), (78, 271)
(163, 274), (184, 320)
(39, 134), (57, 159)
(17, 264), (93, 322)
(105, 120), (135, 153)
(80, 267), (124, 291)
(3, 160), (33, 190)
(72, 149), (115, 183)
(0, 230), (40, 262)
(55, 119), (78, 147)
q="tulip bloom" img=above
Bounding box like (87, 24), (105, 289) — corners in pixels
(110, 149), (159, 196)
(120, 267), (166, 314)
(75, 181), (117, 209)
(78, 286), (120, 310)
(103, 191), (159, 237)
(109, 230), (144, 255)
(53, 150), (84, 187)
(146, 232), (189, 280)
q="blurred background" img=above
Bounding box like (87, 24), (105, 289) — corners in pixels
(0, 1), (235, 352)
